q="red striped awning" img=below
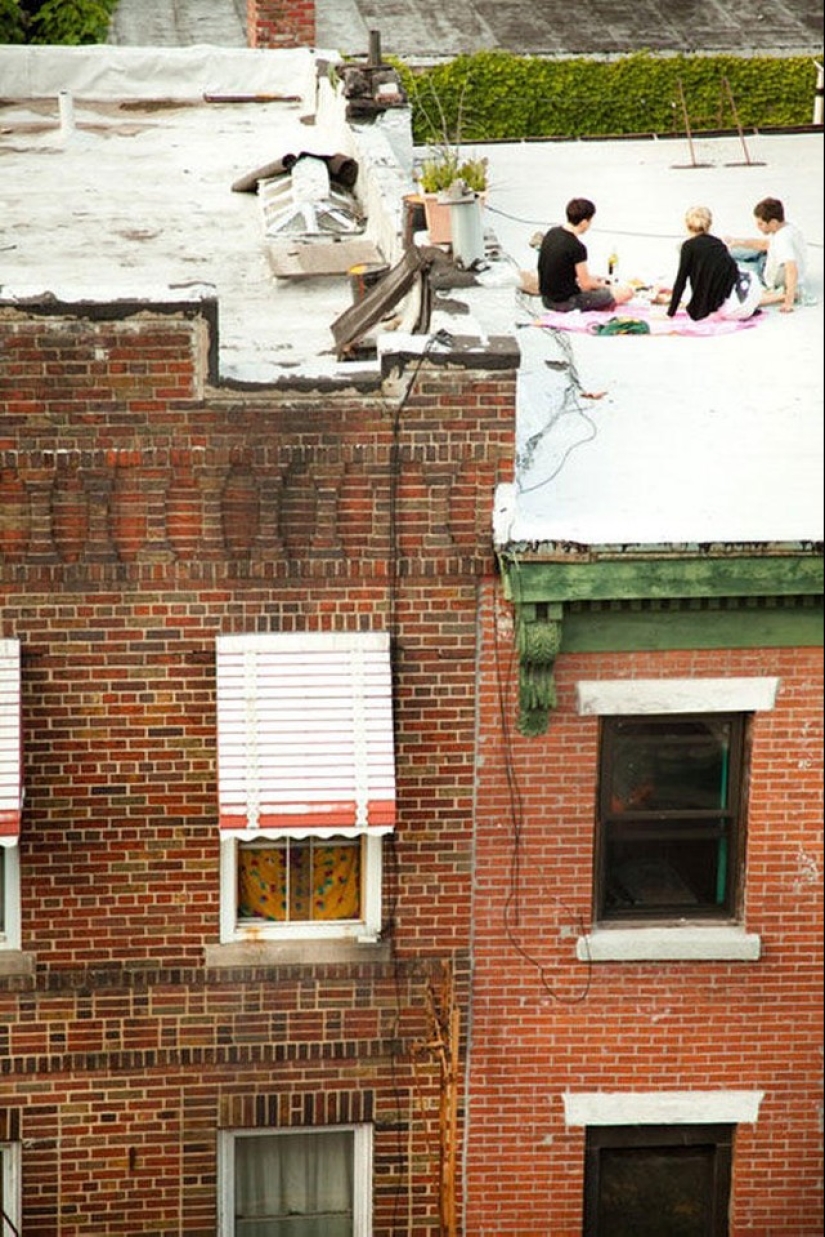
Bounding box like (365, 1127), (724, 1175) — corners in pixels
(0, 639), (22, 847)
(216, 631), (395, 837)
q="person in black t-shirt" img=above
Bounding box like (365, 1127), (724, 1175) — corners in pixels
(667, 205), (761, 321)
(536, 198), (633, 312)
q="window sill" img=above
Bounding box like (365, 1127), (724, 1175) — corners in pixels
(576, 926), (761, 963)
(0, 950), (35, 977)
(205, 938), (392, 969)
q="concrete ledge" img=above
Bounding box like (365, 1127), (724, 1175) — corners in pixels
(205, 938), (392, 969)
(577, 926), (762, 962)
(576, 676), (780, 715)
(0, 950), (36, 977)
(563, 1089), (765, 1126)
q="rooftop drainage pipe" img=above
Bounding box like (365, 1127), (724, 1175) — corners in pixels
(58, 90), (74, 140)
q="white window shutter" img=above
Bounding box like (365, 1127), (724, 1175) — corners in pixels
(0, 638), (22, 847)
(216, 632), (395, 836)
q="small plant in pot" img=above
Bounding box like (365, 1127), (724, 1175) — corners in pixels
(410, 73), (488, 244)
(419, 149), (488, 196)
(417, 147), (488, 244)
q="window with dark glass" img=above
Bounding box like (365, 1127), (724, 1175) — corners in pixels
(596, 714), (746, 920)
(584, 1124), (733, 1237)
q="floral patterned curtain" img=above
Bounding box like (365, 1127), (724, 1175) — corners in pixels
(239, 842), (361, 922)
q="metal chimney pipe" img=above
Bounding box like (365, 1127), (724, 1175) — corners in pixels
(368, 30), (382, 67)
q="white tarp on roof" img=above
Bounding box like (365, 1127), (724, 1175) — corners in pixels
(0, 44), (336, 102)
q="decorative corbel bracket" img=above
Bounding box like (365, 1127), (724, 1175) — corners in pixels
(515, 602), (564, 735)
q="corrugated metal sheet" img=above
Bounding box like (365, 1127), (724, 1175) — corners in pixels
(216, 632), (395, 836)
(0, 638), (22, 846)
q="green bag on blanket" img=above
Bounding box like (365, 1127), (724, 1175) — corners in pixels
(590, 316), (651, 335)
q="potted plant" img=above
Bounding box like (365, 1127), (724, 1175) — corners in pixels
(408, 73), (488, 245)
(417, 147), (488, 245)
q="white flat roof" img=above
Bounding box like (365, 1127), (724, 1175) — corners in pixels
(0, 45), (409, 383)
(459, 130), (824, 547)
(2, 47), (822, 549)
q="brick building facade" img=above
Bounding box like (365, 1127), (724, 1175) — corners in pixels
(0, 17), (822, 1235)
(463, 557), (823, 1234)
(3, 295), (820, 1234)
(0, 294), (516, 1234)
(247, 0), (315, 49)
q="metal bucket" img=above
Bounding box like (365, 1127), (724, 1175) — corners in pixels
(349, 262), (390, 302)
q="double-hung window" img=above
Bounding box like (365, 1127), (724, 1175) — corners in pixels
(216, 632), (395, 944)
(575, 678), (778, 962)
(218, 1125), (373, 1237)
(1, 1141), (21, 1236)
(597, 713), (745, 921)
(568, 1090), (762, 1236)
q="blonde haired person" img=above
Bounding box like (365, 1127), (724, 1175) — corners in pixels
(667, 205), (761, 321)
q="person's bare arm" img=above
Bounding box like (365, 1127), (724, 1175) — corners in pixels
(723, 234), (768, 252)
(781, 260), (799, 311)
(760, 260), (799, 313)
(575, 259), (609, 292)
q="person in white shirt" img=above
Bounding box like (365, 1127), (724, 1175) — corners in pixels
(725, 197), (808, 314)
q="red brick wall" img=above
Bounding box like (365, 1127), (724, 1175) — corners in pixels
(0, 970), (445, 1234)
(0, 302), (515, 1233)
(465, 580), (824, 1236)
(247, 0), (315, 48)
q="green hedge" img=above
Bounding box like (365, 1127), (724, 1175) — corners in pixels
(394, 50), (821, 142)
(1, 0), (120, 45)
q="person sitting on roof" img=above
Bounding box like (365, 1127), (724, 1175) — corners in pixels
(535, 198), (634, 312)
(667, 205), (762, 322)
(724, 196), (808, 314)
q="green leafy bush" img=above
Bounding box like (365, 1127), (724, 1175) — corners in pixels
(1, 0), (119, 44)
(0, 0), (27, 43)
(394, 49), (822, 142)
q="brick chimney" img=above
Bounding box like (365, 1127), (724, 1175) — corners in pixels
(247, 0), (316, 48)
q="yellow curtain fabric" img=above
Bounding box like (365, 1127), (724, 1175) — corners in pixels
(239, 842), (361, 922)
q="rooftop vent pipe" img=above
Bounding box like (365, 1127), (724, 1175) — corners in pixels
(58, 90), (74, 140)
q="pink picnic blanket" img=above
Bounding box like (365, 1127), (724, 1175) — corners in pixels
(536, 304), (764, 336)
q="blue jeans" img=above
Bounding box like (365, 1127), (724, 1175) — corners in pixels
(729, 247), (766, 281)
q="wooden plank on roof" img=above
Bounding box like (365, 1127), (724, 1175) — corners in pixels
(266, 237), (384, 278)
(330, 245), (433, 358)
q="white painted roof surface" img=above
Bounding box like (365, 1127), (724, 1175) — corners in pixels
(0, 46), (410, 384)
(1, 47), (822, 550)
(456, 130), (824, 548)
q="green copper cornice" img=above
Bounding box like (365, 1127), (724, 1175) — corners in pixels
(516, 603), (563, 735)
(498, 549), (823, 735)
(498, 550), (823, 604)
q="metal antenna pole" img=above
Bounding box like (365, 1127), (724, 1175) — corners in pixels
(722, 76), (766, 166)
(672, 78), (711, 168)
